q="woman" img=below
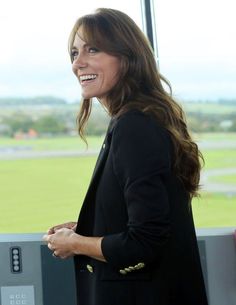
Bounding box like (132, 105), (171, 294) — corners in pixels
(43, 8), (208, 305)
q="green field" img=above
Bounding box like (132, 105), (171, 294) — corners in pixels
(192, 193), (236, 227)
(201, 150), (236, 169)
(0, 135), (104, 151)
(0, 134), (235, 232)
(182, 102), (236, 114)
(209, 174), (236, 184)
(0, 157), (96, 233)
(194, 132), (236, 141)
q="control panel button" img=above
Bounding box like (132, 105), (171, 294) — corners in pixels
(10, 247), (22, 273)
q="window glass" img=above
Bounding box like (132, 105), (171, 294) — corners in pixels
(154, 0), (236, 227)
(1, 0), (235, 233)
(0, 0), (142, 233)
(0, 0), (142, 102)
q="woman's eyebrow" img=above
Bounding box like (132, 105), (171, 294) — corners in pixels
(71, 46), (77, 50)
(72, 43), (90, 50)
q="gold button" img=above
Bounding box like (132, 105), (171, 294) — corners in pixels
(102, 143), (106, 149)
(128, 266), (135, 271)
(86, 264), (93, 273)
(119, 269), (127, 275)
(139, 262), (145, 268)
(134, 262), (145, 270)
(137, 262), (145, 269)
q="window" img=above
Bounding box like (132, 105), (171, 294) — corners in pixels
(0, 0), (143, 233)
(154, 0), (236, 227)
(0, 0), (235, 233)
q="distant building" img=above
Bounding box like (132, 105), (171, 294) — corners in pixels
(14, 129), (38, 140)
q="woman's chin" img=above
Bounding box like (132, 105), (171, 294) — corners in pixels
(81, 93), (93, 99)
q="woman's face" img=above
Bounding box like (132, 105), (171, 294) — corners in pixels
(71, 29), (121, 105)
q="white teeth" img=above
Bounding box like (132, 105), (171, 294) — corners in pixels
(80, 74), (97, 81)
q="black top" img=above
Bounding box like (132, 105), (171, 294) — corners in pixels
(75, 110), (208, 305)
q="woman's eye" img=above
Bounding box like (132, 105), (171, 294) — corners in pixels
(88, 47), (99, 53)
(71, 50), (78, 60)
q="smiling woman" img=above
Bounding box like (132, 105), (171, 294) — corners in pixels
(2, 1), (235, 304)
(71, 31), (121, 104)
(42, 7), (208, 305)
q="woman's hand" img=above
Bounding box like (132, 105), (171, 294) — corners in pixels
(47, 221), (77, 235)
(43, 228), (78, 259)
(43, 229), (106, 262)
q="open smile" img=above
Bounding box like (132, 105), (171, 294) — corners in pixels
(79, 74), (97, 85)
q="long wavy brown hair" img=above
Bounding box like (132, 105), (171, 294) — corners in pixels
(68, 8), (204, 198)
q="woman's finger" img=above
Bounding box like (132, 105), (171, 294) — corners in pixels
(42, 234), (50, 242)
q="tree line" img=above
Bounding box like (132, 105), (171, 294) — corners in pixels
(0, 98), (235, 137)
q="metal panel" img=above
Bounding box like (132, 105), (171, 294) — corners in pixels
(197, 227), (236, 305)
(0, 229), (236, 305)
(40, 245), (76, 305)
(0, 235), (43, 305)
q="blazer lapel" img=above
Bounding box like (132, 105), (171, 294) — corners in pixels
(76, 118), (115, 235)
(91, 137), (110, 181)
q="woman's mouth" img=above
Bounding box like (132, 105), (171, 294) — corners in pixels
(79, 74), (97, 84)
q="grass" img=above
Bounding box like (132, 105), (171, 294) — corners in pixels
(192, 192), (236, 227)
(0, 133), (235, 232)
(0, 136), (104, 151)
(0, 157), (96, 233)
(202, 150), (236, 169)
(194, 132), (236, 141)
(209, 174), (236, 184)
(182, 103), (236, 114)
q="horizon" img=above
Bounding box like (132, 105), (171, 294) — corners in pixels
(0, 96), (236, 105)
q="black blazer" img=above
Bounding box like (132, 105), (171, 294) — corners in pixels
(75, 110), (208, 305)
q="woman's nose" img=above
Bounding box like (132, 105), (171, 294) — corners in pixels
(72, 53), (87, 70)
(72, 55), (87, 75)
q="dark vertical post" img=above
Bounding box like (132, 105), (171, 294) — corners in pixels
(141, 0), (159, 65)
(143, 0), (154, 49)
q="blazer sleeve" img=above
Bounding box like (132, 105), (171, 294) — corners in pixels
(101, 111), (172, 268)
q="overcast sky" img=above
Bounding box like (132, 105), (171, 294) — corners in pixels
(0, 0), (235, 102)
